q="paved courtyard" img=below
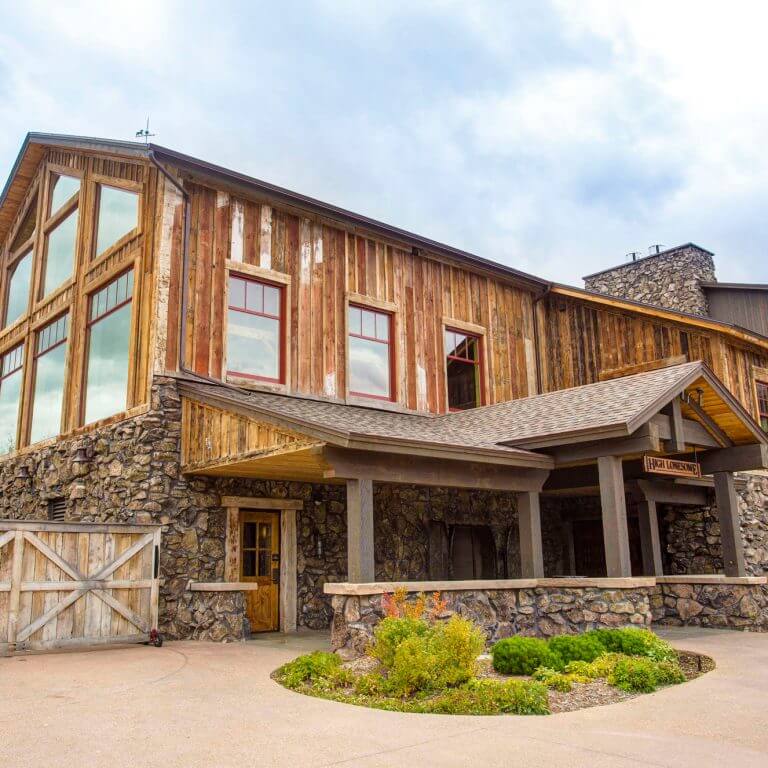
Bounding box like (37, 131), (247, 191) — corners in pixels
(1, 627), (767, 767)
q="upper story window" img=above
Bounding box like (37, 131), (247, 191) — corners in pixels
(757, 381), (768, 431)
(445, 328), (483, 411)
(94, 184), (139, 257)
(227, 274), (284, 383)
(0, 345), (24, 454)
(84, 270), (134, 425)
(3, 250), (33, 328)
(41, 173), (80, 299)
(29, 313), (69, 444)
(348, 305), (393, 400)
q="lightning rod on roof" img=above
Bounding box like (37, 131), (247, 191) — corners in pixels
(135, 117), (155, 145)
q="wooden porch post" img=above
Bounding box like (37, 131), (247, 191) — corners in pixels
(598, 455), (632, 577)
(346, 478), (375, 582)
(517, 491), (544, 578)
(636, 499), (663, 576)
(713, 471), (746, 577)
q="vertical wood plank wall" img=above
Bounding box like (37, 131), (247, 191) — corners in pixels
(537, 295), (768, 415)
(166, 182), (538, 413)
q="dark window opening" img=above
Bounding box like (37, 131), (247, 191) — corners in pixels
(445, 329), (482, 410)
(450, 524), (496, 579)
(47, 497), (66, 521)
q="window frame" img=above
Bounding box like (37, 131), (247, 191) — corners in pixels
(90, 176), (143, 265)
(1, 184), (40, 332)
(27, 311), (70, 445)
(444, 324), (485, 412)
(347, 302), (396, 402)
(0, 343), (26, 453)
(37, 166), (83, 304)
(757, 379), (768, 432)
(80, 268), (136, 427)
(226, 271), (286, 385)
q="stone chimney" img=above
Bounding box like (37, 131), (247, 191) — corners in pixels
(583, 244), (716, 317)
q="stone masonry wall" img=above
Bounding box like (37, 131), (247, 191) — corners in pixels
(330, 586), (654, 658)
(584, 245), (716, 316)
(661, 474), (768, 578)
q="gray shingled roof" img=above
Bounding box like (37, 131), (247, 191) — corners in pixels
(176, 361), (719, 463)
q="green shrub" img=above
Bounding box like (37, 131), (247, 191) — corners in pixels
(279, 651), (341, 688)
(370, 616), (430, 669)
(548, 633), (605, 664)
(313, 666), (355, 693)
(608, 656), (660, 693)
(354, 673), (385, 696)
(431, 615), (485, 687)
(385, 615), (485, 695)
(426, 678), (550, 715)
(532, 666), (590, 692)
(387, 633), (441, 695)
(653, 660), (687, 686)
(588, 628), (677, 663)
(491, 636), (563, 675)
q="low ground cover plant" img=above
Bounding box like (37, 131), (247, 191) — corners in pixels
(275, 590), (695, 715)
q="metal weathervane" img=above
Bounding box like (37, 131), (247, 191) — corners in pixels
(135, 117), (156, 144)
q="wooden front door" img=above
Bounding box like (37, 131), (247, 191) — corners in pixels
(240, 511), (280, 632)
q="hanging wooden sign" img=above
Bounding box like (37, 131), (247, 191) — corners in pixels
(643, 455), (702, 478)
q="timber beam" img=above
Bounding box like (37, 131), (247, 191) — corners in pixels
(631, 479), (709, 506)
(544, 423), (662, 465)
(698, 444), (768, 474)
(598, 455), (632, 578)
(347, 478), (375, 582)
(323, 447), (550, 492)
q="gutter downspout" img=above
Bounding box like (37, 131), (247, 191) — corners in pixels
(532, 283), (553, 396)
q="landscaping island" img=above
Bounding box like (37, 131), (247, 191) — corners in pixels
(274, 590), (713, 716)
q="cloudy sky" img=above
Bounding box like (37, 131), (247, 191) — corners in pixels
(1, 0), (767, 285)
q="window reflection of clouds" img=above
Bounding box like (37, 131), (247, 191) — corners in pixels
(30, 342), (67, 444)
(0, 359), (23, 454)
(96, 186), (138, 256)
(85, 306), (131, 425)
(49, 175), (80, 214)
(349, 336), (389, 397)
(227, 310), (280, 379)
(4, 251), (32, 327)
(44, 209), (78, 296)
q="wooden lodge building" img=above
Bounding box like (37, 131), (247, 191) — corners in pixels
(0, 133), (767, 652)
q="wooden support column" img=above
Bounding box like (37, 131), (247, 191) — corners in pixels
(636, 499), (663, 576)
(713, 472), (746, 577)
(517, 491), (544, 578)
(346, 478), (375, 582)
(280, 509), (298, 632)
(598, 455), (632, 577)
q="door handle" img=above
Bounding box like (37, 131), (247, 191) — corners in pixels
(271, 567), (280, 584)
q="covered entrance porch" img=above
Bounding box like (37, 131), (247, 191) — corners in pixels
(174, 361), (768, 641)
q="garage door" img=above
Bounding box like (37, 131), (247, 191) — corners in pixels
(0, 520), (161, 654)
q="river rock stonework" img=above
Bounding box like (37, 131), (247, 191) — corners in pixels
(653, 583), (768, 632)
(584, 245), (715, 316)
(329, 586), (654, 659)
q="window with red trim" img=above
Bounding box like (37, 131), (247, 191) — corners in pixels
(757, 381), (768, 432)
(445, 328), (482, 411)
(84, 270), (134, 425)
(227, 274), (284, 383)
(348, 305), (393, 400)
(0, 344), (24, 454)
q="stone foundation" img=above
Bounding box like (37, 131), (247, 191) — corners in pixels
(328, 581), (654, 658)
(654, 582), (768, 632)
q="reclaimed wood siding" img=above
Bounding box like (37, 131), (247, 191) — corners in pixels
(539, 295), (768, 416)
(168, 182), (538, 413)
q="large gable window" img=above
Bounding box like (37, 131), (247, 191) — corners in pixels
(348, 305), (393, 400)
(3, 250), (33, 328)
(94, 184), (139, 257)
(227, 274), (284, 383)
(757, 381), (768, 431)
(84, 270), (134, 425)
(445, 328), (483, 411)
(40, 172), (81, 299)
(29, 314), (69, 444)
(0, 345), (24, 454)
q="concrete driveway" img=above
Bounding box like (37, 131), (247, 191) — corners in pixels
(1, 627), (767, 768)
